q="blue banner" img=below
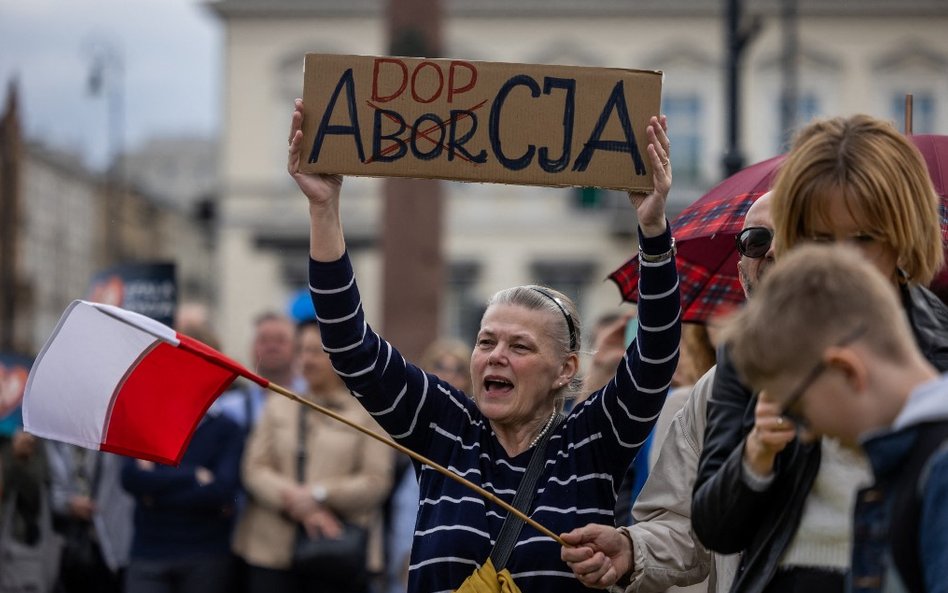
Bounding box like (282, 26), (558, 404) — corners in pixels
(87, 262), (178, 328)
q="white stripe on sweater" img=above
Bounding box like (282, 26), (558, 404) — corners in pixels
(418, 495), (485, 507)
(309, 276), (354, 294)
(639, 258), (675, 268)
(390, 373), (427, 439)
(638, 309), (682, 332)
(316, 301), (362, 324)
(638, 279), (680, 300)
(414, 524), (491, 539)
(636, 343), (680, 365)
(409, 555), (480, 571)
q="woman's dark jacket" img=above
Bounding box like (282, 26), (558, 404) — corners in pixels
(691, 284), (948, 593)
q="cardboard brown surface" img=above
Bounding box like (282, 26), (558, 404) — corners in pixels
(301, 53), (663, 192)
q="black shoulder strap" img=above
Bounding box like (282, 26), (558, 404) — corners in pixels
(296, 406), (308, 483)
(89, 450), (104, 500)
(244, 385), (255, 432)
(888, 421), (948, 593)
(489, 414), (564, 570)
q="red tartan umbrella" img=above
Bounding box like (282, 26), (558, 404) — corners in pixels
(609, 155), (784, 323)
(916, 135), (948, 297)
(609, 135), (948, 323)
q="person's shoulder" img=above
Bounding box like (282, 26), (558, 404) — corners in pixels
(212, 388), (247, 410)
(658, 385), (692, 422)
(204, 408), (244, 434)
(908, 284), (948, 330)
(919, 422), (948, 486)
(685, 366), (716, 414)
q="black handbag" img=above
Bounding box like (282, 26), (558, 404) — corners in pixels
(292, 521), (368, 577)
(57, 519), (99, 578)
(0, 488), (63, 593)
(54, 453), (103, 581)
(290, 407), (369, 592)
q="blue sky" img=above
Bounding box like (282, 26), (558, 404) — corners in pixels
(0, 0), (220, 171)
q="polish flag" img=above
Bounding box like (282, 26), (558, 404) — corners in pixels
(23, 300), (268, 465)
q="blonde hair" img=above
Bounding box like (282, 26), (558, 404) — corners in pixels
(674, 323), (716, 387)
(771, 114), (942, 284)
(722, 244), (916, 401)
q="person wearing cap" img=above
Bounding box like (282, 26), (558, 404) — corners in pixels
(287, 97), (682, 593)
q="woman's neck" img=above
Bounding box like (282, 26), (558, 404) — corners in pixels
(492, 409), (557, 457)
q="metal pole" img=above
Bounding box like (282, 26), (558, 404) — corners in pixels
(779, 0), (799, 151)
(722, 0), (760, 178)
(87, 40), (125, 265)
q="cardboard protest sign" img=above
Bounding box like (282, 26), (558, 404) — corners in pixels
(301, 54), (663, 192)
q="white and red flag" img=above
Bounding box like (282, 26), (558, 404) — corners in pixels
(23, 300), (267, 465)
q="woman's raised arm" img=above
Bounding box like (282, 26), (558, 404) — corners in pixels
(288, 98), (347, 262)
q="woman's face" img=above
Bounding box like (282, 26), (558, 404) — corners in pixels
(300, 325), (339, 393)
(470, 303), (572, 428)
(805, 187), (900, 284)
(431, 353), (472, 393)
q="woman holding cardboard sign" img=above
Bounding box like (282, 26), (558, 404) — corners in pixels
(288, 97), (680, 593)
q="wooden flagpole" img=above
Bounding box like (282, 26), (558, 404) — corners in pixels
(266, 382), (568, 546)
(905, 94), (914, 135)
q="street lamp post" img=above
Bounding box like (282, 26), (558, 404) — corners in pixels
(86, 39), (125, 265)
(779, 0), (799, 151)
(722, 0), (761, 178)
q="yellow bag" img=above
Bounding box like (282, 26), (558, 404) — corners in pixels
(453, 558), (522, 593)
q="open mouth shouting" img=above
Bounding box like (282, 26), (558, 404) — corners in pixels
(483, 375), (514, 396)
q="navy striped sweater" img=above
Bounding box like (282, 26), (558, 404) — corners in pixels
(309, 228), (681, 593)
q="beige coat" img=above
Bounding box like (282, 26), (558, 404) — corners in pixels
(626, 367), (740, 593)
(232, 389), (394, 571)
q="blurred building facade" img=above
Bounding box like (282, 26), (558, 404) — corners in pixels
(0, 84), (216, 355)
(120, 136), (219, 209)
(208, 0), (948, 359)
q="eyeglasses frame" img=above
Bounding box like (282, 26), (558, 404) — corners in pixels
(779, 324), (869, 428)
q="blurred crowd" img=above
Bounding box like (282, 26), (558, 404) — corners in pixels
(2, 111), (947, 593)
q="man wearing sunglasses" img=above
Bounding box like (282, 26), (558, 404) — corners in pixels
(722, 244), (948, 593)
(735, 223), (776, 295)
(560, 193), (775, 592)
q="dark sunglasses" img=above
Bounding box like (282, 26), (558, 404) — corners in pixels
(735, 227), (774, 259)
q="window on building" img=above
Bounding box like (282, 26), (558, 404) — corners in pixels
(573, 186), (602, 210)
(529, 260), (595, 323)
(776, 92), (821, 152)
(444, 261), (482, 345)
(662, 94), (703, 186)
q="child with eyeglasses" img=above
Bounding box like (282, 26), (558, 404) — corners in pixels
(694, 114), (948, 593)
(723, 244), (948, 593)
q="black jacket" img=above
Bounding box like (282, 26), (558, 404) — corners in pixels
(691, 283), (948, 593)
